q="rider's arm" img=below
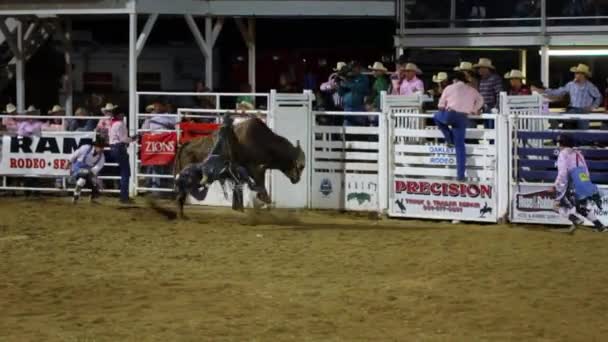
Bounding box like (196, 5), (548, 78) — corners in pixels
(91, 154), (105, 176)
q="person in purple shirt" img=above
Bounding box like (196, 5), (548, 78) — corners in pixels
(551, 134), (606, 233)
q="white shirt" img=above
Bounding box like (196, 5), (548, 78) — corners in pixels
(109, 120), (129, 145)
(142, 113), (177, 131)
(70, 145), (105, 175)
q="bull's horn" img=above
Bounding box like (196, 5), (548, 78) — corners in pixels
(296, 140), (301, 148)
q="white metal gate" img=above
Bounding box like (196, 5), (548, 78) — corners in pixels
(386, 95), (505, 222)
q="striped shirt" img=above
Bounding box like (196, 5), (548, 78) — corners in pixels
(478, 73), (503, 109)
(545, 80), (602, 109)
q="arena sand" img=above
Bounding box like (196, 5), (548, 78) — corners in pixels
(2, 197), (608, 342)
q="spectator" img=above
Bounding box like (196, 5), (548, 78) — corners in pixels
(533, 63), (602, 129)
(236, 84), (255, 110)
(194, 80), (216, 109)
(320, 62), (345, 110)
(474, 58), (503, 112)
(390, 62), (424, 96)
(514, 0), (540, 17)
(338, 61), (369, 117)
(96, 103), (117, 141)
(108, 108), (135, 204)
(1, 103), (18, 134)
(279, 73), (297, 93)
(562, 0), (594, 16)
(367, 62), (390, 111)
(428, 72), (449, 103)
(17, 106), (44, 137)
(504, 70), (531, 95)
(454, 61), (479, 89)
(43, 105), (66, 131)
(433, 71), (484, 181)
(141, 102), (176, 131)
(141, 102), (176, 190)
(68, 107), (98, 132)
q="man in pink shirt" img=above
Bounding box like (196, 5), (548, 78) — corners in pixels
(433, 72), (484, 181)
(390, 62), (424, 96)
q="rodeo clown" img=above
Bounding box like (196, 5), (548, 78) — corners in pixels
(175, 113), (262, 211)
(68, 138), (106, 204)
(552, 134), (606, 233)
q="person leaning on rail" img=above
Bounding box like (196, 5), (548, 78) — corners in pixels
(433, 71), (485, 182)
(108, 107), (138, 204)
(531, 63), (603, 130)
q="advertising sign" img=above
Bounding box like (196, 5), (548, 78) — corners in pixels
(511, 184), (608, 226)
(390, 179), (497, 222)
(0, 133), (95, 176)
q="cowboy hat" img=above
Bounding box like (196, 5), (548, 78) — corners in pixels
(26, 105), (40, 115)
(404, 63), (422, 75)
(238, 101), (254, 110)
(100, 103), (118, 113)
(48, 104), (64, 114)
(145, 104), (155, 113)
(75, 107), (88, 116)
(504, 69), (526, 79)
(473, 58), (496, 70)
(5, 103), (17, 114)
(333, 62), (347, 72)
(454, 61), (474, 72)
(432, 72), (448, 83)
(570, 63), (592, 76)
(368, 61), (388, 72)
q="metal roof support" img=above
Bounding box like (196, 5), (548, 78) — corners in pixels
(0, 17), (21, 59)
(540, 45), (549, 87)
(55, 17), (74, 116)
(185, 15), (223, 89)
(15, 20), (24, 112)
(128, 12), (137, 196)
(236, 18), (256, 92)
(136, 13), (158, 59)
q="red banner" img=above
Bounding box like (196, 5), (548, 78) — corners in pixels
(140, 132), (177, 166)
(178, 122), (220, 143)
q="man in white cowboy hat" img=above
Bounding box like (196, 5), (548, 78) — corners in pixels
(67, 107), (97, 132)
(43, 104), (66, 131)
(453, 61), (479, 89)
(1, 103), (18, 134)
(17, 105), (44, 137)
(474, 58), (503, 113)
(533, 63), (602, 129)
(433, 71), (484, 181)
(391, 59), (424, 96)
(320, 61), (346, 110)
(504, 69), (531, 96)
(428, 72), (449, 103)
(367, 62), (390, 111)
(96, 103), (119, 139)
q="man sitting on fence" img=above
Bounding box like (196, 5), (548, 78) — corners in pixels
(68, 138), (106, 204)
(552, 133), (606, 233)
(433, 71), (485, 182)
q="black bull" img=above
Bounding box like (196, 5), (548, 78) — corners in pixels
(173, 117), (306, 207)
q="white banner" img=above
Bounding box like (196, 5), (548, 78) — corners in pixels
(390, 178), (497, 222)
(0, 132), (96, 176)
(511, 184), (608, 226)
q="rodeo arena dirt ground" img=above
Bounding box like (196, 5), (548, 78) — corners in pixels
(2, 196), (608, 341)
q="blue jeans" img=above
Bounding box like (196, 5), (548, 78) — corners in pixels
(111, 143), (131, 201)
(434, 110), (469, 180)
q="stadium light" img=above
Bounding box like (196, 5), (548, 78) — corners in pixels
(538, 49), (608, 56)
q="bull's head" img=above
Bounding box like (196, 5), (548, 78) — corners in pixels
(282, 140), (306, 184)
